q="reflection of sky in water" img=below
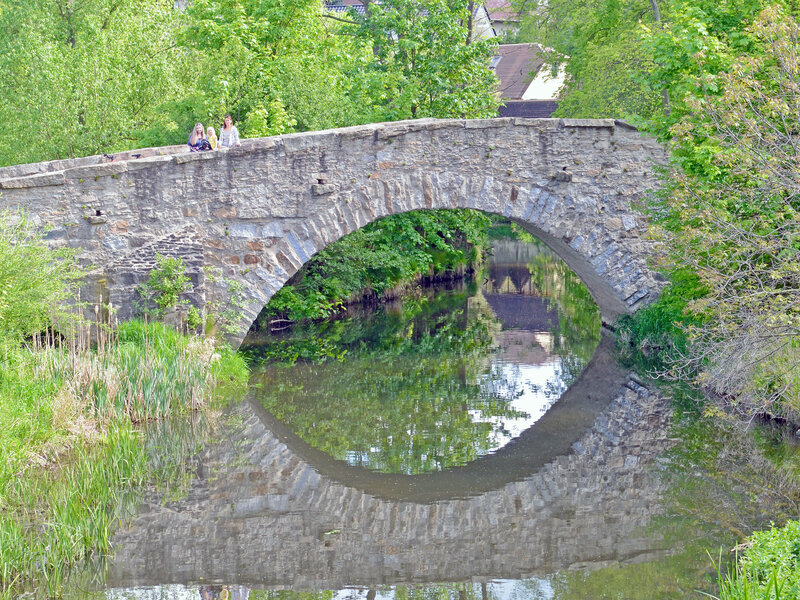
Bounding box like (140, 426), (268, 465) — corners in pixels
(102, 579), (556, 600)
(471, 330), (569, 452)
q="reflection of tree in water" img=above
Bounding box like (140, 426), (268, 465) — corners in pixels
(248, 584), (496, 600)
(522, 238), (601, 387)
(245, 236), (602, 475)
(249, 290), (535, 474)
(252, 336), (527, 474)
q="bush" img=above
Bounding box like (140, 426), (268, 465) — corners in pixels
(616, 269), (706, 373)
(716, 520), (800, 600)
(0, 211), (82, 342)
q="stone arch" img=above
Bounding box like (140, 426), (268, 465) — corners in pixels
(0, 118), (667, 346)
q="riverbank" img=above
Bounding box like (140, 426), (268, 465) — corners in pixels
(256, 209), (493, 325)
(615, 292), (800, 599)
(0, 320), (248, 597)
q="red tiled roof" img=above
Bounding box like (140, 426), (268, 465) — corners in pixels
(493, 43), (545, 100)
(484, 0), (519, 22)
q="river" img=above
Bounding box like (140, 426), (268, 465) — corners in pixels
(58, 235), (800, 600)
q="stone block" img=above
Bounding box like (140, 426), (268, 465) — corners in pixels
(213, 206), (237, 218)
(621, 215), (637, 231)
(65, 162), (128, 180)
(174, 151), (219, 164)
(562, 118), (616, 129)
(125, 155), (175, 172)
(0, 171), (66, 188)
(311, 183), (337, 196)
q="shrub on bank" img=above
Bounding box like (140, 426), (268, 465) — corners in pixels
(716, 520), (800, 600)
(615, 269), (706, 373)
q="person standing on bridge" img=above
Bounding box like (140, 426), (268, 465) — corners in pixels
(219, 114), (241, 148)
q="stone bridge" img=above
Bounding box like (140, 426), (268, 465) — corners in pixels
(0, 118), (667, 344)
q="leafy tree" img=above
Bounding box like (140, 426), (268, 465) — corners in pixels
(179, 0), (368, 135)
(518, 0), (777, 136)
(652, 6), (800, 421)
(517, 0), (664, 122)
(0, 211), (83, 341)
(342, 0), (499, 120)
(0, 0), (194, 165)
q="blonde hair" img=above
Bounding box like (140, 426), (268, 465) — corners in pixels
(189, 122), (205, 145)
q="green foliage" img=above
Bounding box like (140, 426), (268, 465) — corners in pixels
(0, 321), (248, 594)
(0, 422), (148, 595)
(262, 209), (493, 322)
(518, 0), (663, 122)
(243, 100), (297, 138)
(647, 7), (800, 420)
(138, 254), (191, 316)
(715, 520), (800, 600)
(203, 266), (250, 336)
(179, 0), (361, 135)
(0, 211), (82, 342)
(616, 269), (706, 372)
(0, 0), (195, 165)
(342, 0), (499, 119)
(519, 0), (784, 137)
(0, 0), (497, 165)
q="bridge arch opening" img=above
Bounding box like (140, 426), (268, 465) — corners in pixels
(239, 208), (608, 339)
(240, 207), (618, 482)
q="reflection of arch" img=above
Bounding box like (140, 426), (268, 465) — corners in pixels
(0, 118), (667, 346)
(482, 293), (557, 331)
(247, 332), (626, 503)
(106, 334), (672, 590)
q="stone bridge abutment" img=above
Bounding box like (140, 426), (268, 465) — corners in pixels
(0, 118), (668, 344)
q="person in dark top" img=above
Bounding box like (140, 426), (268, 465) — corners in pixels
(188, 122), (211, 151)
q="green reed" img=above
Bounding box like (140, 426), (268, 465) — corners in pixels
(0, 318), (248, 597)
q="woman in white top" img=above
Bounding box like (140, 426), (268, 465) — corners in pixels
(219, 114), (241, 148)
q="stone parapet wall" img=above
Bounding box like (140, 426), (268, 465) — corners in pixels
(0, 118), (668, 344)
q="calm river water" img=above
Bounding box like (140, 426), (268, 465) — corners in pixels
(60, 237), (800, 600)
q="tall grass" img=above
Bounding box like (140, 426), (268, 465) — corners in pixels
(42, 319), (237, 423)
(708, 520), (800, 600)
(0, 318), (248, 596)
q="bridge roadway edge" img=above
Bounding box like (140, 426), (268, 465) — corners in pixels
(0, 118), (669, 346)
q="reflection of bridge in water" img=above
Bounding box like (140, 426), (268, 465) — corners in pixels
(108, 336), (672, 590)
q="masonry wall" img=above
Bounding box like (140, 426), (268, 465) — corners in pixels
(0, 118), (668, 344)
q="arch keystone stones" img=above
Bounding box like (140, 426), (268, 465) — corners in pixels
(0, 118), (668, 346)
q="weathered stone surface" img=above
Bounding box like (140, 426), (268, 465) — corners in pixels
(106, 359), (674, 589)
(0, 118), (668, 346)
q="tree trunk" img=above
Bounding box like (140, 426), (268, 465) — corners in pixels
(466, 0), (475, 45)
